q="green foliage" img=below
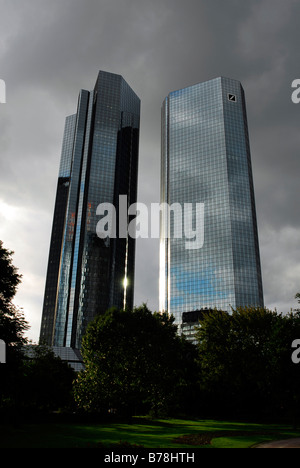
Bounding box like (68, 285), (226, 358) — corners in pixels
(0, 240), (29, 348)
(0, 240), (30, 416)
(0, 241), (75, 417)
(1, 417), (299, 448)
(0, 240), (21, 303)
(74, 304), (300, 421)
(21, 345), (76, 412)
(74, 304), (197, 417)
(195, 306), (300, 418)
(1, 344), (76, 417)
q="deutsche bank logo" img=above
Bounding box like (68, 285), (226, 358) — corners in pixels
(0, 79), (6, 104)
(227, 93), (237, 102)
(0, 340), (6, 363)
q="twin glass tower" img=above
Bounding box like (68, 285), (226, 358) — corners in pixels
(40, 72), (263, 349)
(160, 77), (263, 326)
(40, 71), (140, 348)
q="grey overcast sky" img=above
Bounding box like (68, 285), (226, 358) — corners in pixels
(0, 0), (300, 342)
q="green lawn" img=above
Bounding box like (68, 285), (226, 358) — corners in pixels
(1, 417), (300, 448)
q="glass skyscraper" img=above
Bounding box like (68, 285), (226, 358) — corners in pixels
(40, 71), (140, 349)
(160, 77), (263, 327)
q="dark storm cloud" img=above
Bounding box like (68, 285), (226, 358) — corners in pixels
(0, 0), (299, 340)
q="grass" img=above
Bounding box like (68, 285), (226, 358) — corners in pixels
(1, 417), (300, 448)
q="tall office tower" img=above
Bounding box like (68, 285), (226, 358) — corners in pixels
(40, 71), (140, 349)
(160, 77), (263, 328)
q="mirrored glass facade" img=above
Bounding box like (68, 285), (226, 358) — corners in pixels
(40, 71), (140, 348)
(160, 77), (263, 327)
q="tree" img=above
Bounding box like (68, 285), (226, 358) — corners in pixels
(73, 305), (197, 418)
(22, 345), (76, 413)
(195, 307), (300, 420)
(0, 240), (21, 304)
(0, 241), (75, 418)
(294, 293), (300, 311)
(0, 240), (29, 347)
(0, 240), (30, 416)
